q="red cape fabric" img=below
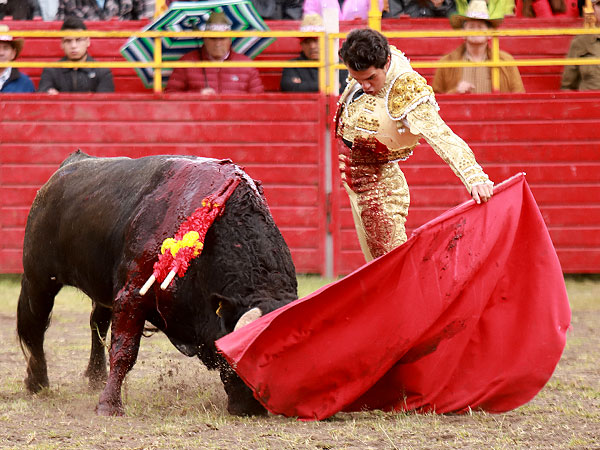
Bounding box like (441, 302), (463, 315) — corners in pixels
(216, 174), (571, 420)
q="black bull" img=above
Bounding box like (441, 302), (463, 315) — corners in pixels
(16, 151), (298, 416)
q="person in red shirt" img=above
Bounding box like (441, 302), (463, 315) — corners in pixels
(165, 10), (264, 94)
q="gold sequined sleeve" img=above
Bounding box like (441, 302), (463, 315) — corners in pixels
(405, 102), (491, 192)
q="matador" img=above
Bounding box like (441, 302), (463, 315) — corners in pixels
(336, 29), (494, 261)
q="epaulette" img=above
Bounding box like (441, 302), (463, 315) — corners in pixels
(386, 71), (437, 121)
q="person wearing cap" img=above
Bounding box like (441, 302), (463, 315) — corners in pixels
(165, 10), (264, 94)
(38, 16), (114, 94)
(432, 0), (524, 94)
(0, 26), (35, 93)
(280, 14), (348, 93)
(561, 0), (600, 90)
(337, 28), (493, 261)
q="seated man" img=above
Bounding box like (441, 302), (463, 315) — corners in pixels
(38, 16), (114, 94)
(561, 0), (600, 90)
(0, 25), (35, 93)
(165, 10), (264, 94)
(280, 14), (348, 93)
(432, 0), (524, 94)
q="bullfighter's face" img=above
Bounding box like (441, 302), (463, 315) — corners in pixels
(61, 34), (90, 62)
(346, 56), (391, 96)
(204, 37), (232, 61)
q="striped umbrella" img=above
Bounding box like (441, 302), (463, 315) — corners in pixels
(120, 0), (275, 89)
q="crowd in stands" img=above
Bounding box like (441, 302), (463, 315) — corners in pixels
(0, 0), (598, 94)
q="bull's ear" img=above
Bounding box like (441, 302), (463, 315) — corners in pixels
(209, 293), (238, 331)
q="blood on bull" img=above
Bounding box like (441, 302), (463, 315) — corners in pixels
(16, 151), (298, 416)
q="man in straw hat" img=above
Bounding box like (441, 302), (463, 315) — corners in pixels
(433, 0), (524, 94)
(0, 25), (35, 93)
(561, 0), (600, 90)
(166, 9), (263, 94)
(336, 28), (493, 261)
(280, 13), (347, 93)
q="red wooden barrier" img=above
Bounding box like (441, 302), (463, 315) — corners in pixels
(0, 93), (328, 274)
(1, 91), (599, 275)
(330, 91), (600, 275)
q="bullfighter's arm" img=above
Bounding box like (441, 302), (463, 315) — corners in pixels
(404, 102), (493, 197)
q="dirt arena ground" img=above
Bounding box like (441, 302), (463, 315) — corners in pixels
(0, 275), (598, 449)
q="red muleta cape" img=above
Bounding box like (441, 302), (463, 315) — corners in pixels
(216, 174), (571, 420)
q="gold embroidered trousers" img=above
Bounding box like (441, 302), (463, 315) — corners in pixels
(338, 139), (410, 261)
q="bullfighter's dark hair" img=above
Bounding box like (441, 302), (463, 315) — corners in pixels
(61, 16), (87, 31)
(339, 28), (390, 71)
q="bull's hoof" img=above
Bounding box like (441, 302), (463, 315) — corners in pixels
(96, 401), (125, 416)
(84, 368), (107, 391)
(24, 376), (49, 394)
(227, 398), (268, 417)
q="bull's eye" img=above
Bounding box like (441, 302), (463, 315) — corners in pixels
(216, 301), (223, 317)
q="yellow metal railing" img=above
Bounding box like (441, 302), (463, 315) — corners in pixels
(2, 26), (600, 94)
(328, 27), (600, 94)
(0, 29), (326, 93)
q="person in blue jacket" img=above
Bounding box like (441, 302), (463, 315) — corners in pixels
(0, 25), (35, 93)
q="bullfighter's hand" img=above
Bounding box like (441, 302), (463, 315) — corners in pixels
(201, 87), (217, 95)
(471, 183), (493, 204)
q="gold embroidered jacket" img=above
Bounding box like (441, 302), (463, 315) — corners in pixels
(336, 46), (491, 192)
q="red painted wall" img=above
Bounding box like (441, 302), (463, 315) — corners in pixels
(1, 91), (599, 275)
(331, 92), (600, 275)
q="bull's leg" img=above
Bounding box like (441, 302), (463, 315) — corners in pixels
(96, 288), (147, 416)
(219, 362), (267, 416)
(16, 274), (61, 393)
(84, 302), (112, 389)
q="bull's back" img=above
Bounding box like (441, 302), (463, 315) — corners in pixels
(23, 154), (236, 298)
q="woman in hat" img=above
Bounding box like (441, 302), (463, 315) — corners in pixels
(0, 26), (35, 93)
(432, 0), (524, 94)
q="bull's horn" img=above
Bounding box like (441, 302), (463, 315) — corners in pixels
(234, 307), (262, 331)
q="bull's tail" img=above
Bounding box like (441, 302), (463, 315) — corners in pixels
(16, 274), (62, 393)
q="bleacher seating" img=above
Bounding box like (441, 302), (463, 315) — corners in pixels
(4, 17), (584, 93)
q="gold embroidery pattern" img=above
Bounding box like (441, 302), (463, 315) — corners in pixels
(339, 136), (410, 258)
(406, 103), (490, 189)
(388, 72), (436, 120)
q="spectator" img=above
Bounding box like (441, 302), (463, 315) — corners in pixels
(455, 0), (514, 18)
(516, 0), (579, 17)
(303, 0), (385, 20)
(55, 0), (145, 20)
(561, 0), (600, 90)
(165, 10), (264, 94)
(0, 26), (35, 93)
(0, 0), (36, 19)
(403, 0), (456, 17)
(38, 16), (115, 94)
(432, 0), (524, 93)
(37, 0), (59, 20)
(251, 0), (304, 20)
(280, 13), (348, 93)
